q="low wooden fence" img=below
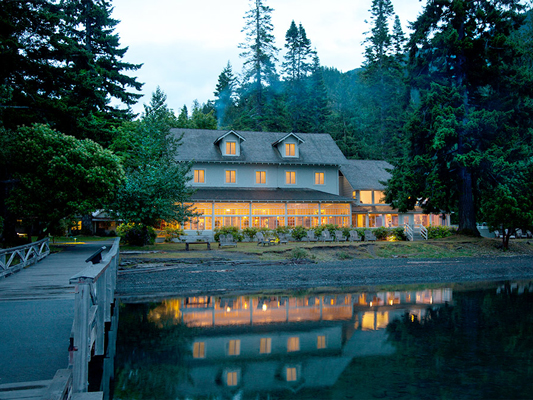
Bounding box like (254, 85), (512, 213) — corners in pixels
(68, 237), (120, 396)
(0, 238), (50, 278)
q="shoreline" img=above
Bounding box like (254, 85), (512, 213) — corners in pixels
(116, 254), (533, 302)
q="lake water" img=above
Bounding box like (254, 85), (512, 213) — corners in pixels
(112, 281), (533, 399)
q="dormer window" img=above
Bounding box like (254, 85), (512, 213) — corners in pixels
(286, 143), (295, 157)
(272, 133), (305, 159)
(214, 130), (245, 157)
(226, 141), (236, 155)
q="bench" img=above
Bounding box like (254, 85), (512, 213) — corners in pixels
(185, 241), (211, 251)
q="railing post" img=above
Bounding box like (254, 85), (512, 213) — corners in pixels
(72, 283), (91, 393)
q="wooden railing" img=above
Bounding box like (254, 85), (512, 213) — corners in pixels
(0, 237), (50, 278)
(404, 223), (413, 241)
(419, 225), (428, 240)
(69, 237), (120, 395)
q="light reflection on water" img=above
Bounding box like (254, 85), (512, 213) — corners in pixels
(113, 282), (533, 400)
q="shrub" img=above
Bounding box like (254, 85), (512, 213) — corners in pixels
(427, 226), (456, 239)
(163, 227), (184, 242)
(117, 223), (157, 246)
(389, 227), (406, 241)
(291, 226), (308, 241)
(314, 224), (338, 237)
(290, 247), (309, 260)
(373, 227), (389, 240)
(241, 227), (259, 240)
(214, 226), (243, 242)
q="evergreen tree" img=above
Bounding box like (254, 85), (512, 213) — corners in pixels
(238, 0), (279, 127)
(386, 0), (530, 235)
(307, 55), (330, 133)
(361, 0), (407, 159)
(0, 0), (142, 145)
(109, 89), (195, 245)
(282, 21), (315, 132)
(214, 62), (238, 128)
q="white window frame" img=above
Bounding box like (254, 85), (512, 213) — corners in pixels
(225, 170), (237, 184)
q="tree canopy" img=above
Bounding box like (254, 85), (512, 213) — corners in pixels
(109, 89), (196, 238)
(2, 124), (123, 239)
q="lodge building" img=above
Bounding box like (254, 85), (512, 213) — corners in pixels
(172, 129), (449, 235)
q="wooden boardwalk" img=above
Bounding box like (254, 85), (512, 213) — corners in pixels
(0, 240), (114, 399)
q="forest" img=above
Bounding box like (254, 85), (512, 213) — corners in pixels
(1, 0), (533, 246)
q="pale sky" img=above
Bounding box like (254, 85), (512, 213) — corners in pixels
(111, 0), (425, 116)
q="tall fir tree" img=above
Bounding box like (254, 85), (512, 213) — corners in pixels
(361, 0), (407, 159)
(282, 21), (315, 132)
(214, 62), (238, 128)
(386, 0), (530, 235)
(238, 0), (279, 129)
(0, 0), (142, 145)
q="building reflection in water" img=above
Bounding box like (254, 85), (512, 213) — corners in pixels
(144, 288), (453, 397)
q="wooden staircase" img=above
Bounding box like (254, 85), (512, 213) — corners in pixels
(405, 224), (428, 241)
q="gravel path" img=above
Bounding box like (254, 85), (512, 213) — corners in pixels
(116, 255), (533, 301)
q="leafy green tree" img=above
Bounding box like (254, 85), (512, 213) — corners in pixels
(479, 150), (533, 249)
(307, 55), (330, 133)
(109, 89), (195, 244)
(387, 0), (530, 234)
(2, 124), (123, 241)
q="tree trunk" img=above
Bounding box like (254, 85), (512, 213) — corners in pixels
(458, 165), (480, 236)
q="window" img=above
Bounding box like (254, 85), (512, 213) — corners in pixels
(315, 172), (324, 185)
(193, 342), (205, 358)
(286, 171), (296, 185)
(286, 367), (297, 382)
(226, 371), (238, 386)
(256, 171), (266, 184)
(317, 335), (326, 349)
(287, 337), (300, 352)
(374, 191), (386, 204)
(226, 141), (236, 155)
(228, 339), (241, 356)
(260, 338), (272, 354)
(360, 190), (373, 204)
(193, 169), (205, 183)
(225, 170), (236, 184)
(285, 143), (295, 156)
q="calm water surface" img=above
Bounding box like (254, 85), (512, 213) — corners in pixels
(112, 281), (533, 399)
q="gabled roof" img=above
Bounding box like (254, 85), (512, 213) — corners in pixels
(271, 132), (305, 146)
(340, 160), (392, 190)
(174, 129), (347, 165)
(213, 130), (246, 145)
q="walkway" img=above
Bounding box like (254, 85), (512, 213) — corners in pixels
(0, 240), (114, 392)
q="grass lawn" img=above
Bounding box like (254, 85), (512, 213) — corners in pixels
(118, 235), (533, 263)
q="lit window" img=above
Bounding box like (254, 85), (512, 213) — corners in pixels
(286, 367), (297, 382)
(375, 191), (386, 204)
(315, 172), (324, 185)
(285, 143), (295, 156)
(226, 141), (236, 155)
(286, 171), (296, 185)
(225, 170), (236, 184)
(227, 371), (238, 386)
(228, 339), (240, 356)
(317, 335), (326, 349)
(256, 171), (266, 184)
(352, 191), (356, 199)
(360, 190), (373, 204)
(260, 338), (271, 354)
(193, 342), (205, 358)
(287, 337), (300, 352)
(194, 169), (205, 183)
